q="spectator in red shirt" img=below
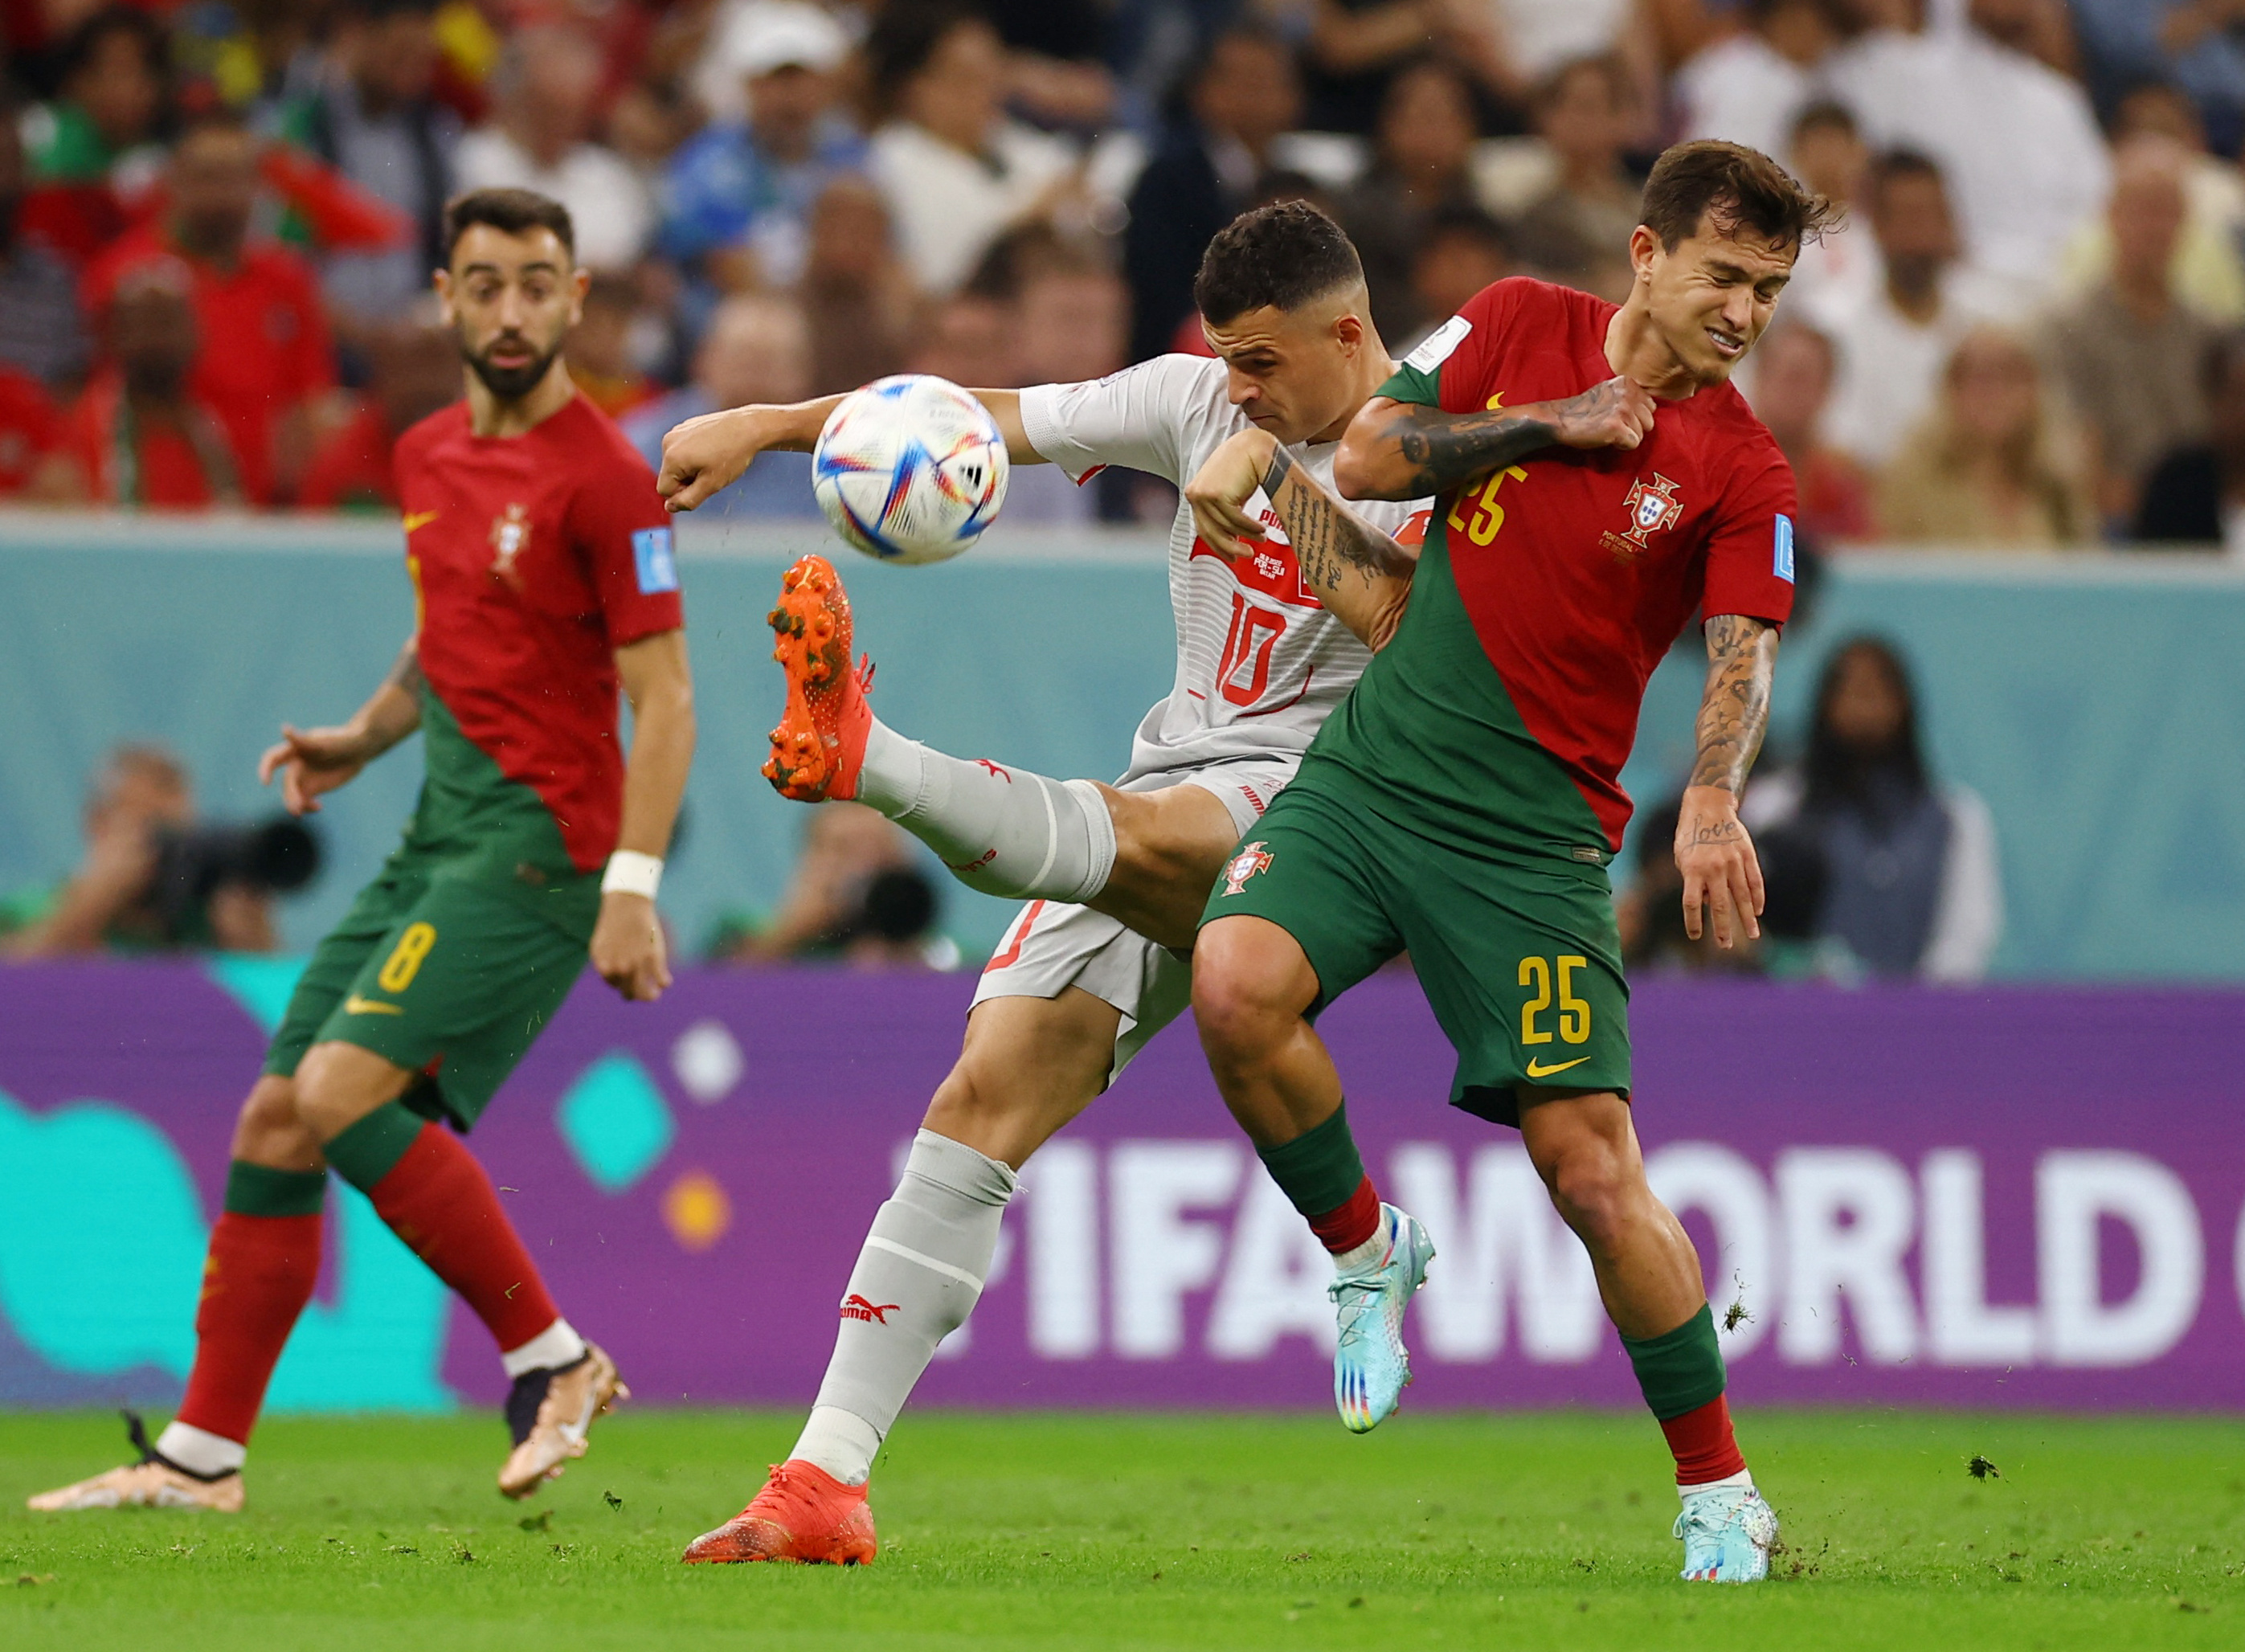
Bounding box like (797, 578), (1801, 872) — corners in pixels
(0, 366), (61, 496)
(84, 117), (337, 504)
(298, 315), (460, 511)
(58, 261), (247, 510)
(1749, 321), (1876, 544)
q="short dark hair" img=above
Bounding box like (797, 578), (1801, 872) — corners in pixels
(1194, 201), (1363, 325)
(865, 2), (985, 120)
(1868, 147), (1944, 203)
(1638, 139), (1835, 254)
(443, 187), (575, 264)
(1789, 98), (1856, 142)
(1420, 202), (1512, 258)
(58, 6), (166, 88)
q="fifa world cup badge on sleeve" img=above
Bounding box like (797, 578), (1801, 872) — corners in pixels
(1221, 840), (1274, 896)
(633, 527), (680, 595)
(1773, 513), (1796, 583)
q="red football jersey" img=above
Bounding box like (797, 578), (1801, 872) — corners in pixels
(394, 393), (684, 872)
(1367, 277), (1799, 848)
(84, 229), (337, 505)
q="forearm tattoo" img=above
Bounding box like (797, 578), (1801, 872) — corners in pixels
(1690, 614), (1777, 793)
(382, 637), (427, 701)
(1262, 446), (1413, 598)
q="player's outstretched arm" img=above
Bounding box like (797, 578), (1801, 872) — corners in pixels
(1185, 427), (1417, 652)
(595, 628), (696, 1002)
(1334, 378), (1658, 502)
(657, 390), (1043, 513)
(257, 636), (426, 816)
(1675, 614), (1780, 949)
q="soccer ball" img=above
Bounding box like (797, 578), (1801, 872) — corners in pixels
(811, 374), (1009, 565)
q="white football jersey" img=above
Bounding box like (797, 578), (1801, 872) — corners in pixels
(1018, 354), (1433, 783)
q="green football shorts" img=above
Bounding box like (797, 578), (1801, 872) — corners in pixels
(1202, 761), (1631, 1127)
(265, 856), (592, 1131)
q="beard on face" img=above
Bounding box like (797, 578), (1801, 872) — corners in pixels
(463, 331), (559, 402)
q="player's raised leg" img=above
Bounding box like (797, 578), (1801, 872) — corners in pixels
(764, 554), (1241, 949)
(1518, 1090), (1777, 1580)
(684, 988), (1119, 1564)
(1192, 914), (1433, 1433)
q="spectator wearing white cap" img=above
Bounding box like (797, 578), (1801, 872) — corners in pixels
(659, 2), (865, 299)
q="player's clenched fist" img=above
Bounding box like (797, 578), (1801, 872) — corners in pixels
(1184, 427), (1282, 561)
(591, 890), (672, 1002)
(1548, 374), (1658, 452)
(658, 406), (770, 513)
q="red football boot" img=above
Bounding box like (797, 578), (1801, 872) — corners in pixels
(679, 1460), (878, 1565)
(763, 554), (873, 802)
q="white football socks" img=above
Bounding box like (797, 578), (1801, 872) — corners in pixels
(791, 1130), (1018, 1487)
(853, 718), (1118, 904)
(1679, 1468), (1756, 1501)
(500, 1317), (588, 1379)
(154, 1421), (246, 1477)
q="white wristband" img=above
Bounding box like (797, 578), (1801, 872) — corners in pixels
(601, 850), (664, 901)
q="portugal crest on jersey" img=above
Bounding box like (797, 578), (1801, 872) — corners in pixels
(489, 502), (531, 590)
(1221, 840), (1274, 896)
(1600, 473), (1683, 562)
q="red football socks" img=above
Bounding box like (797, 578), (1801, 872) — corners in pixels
(174, 1209), (323, 1446)
(365, 1122), (560, 1353)
(1659, 1393), (1748, 1486)
(1308, 1172), (1384, 1256)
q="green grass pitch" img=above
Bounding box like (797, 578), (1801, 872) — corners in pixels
(2, 1409), (2240, 1650)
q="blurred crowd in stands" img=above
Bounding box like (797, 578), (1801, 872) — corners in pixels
(0, 0), (2231, 546)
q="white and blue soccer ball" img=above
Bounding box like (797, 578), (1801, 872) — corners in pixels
(812, 374), (1009, 565)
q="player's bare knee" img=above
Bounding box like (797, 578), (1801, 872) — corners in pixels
(1544, 1139), (1640, 1252)
(229, 1075), (321, 1167)
(1192, 922), (1307, 1057)
(292, 1041), (412, 1144)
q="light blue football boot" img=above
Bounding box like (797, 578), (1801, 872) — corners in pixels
(1674, 1482), (1780, 1581)
(1328, 1203), (1435, 1433)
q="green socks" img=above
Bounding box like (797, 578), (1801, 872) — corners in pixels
(223, 1160), (327, 1217)
(321, 1102), (427, 1192)
(1621, 1303), (1728, 1421)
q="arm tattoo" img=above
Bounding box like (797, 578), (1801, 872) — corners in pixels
(382, 637), (427, 701)
(1388, 403), (1558, 497)
(1690, 614), (1777, 793)
(1262, 445), (1413, 597)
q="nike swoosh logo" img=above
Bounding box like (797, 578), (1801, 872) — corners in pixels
(1524, 1055), (1592, 1079)
(402, 511), (439, 534)
(343, 995), (404, 1016)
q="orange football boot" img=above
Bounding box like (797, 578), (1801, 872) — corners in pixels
(679, 1460), (878, 1565)
(763, 554), (873, 802)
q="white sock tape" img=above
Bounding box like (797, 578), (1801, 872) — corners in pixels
(601, 850), (664, 900)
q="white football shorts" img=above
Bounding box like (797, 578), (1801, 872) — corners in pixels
(967, 756), (1298, 1078)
